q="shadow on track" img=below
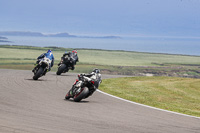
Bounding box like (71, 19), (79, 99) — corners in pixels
(24, 78), (47, 81)
(64, 99), (89, 103)
(51, 74), (72, 77)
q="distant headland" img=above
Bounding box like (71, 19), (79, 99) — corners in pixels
(0, 31), (122, 39)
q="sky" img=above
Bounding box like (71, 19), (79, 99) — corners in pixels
(0, 0), (200, 37)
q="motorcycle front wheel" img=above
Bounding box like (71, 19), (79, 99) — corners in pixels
(33, 67), (44, 80)
(56, 64), (66, 75)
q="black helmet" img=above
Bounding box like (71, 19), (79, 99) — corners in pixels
(93, 68), (100, 73)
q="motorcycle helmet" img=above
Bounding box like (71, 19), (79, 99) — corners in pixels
(47, 49), (52, 53)
(72, 49), (77, 53)
(93, 68), (100, 73)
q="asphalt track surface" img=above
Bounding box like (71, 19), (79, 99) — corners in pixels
(0, 69), (199, 133)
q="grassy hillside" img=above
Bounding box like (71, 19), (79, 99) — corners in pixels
(100, 77), (200, 117)
(1, 45), (200, 66)
(0, 45), (200, 77)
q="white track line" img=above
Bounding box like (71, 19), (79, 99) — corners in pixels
(97, 89), (200, 119)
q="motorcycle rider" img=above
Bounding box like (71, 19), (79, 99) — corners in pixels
(32, 49), (54, 74)
(58, 49), (79, 70)
(73, 68), (102, 97)
(71, 49), (79, 64)
(82, 68), (101, 89)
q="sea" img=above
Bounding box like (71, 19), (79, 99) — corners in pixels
(1, 36), (200, 56)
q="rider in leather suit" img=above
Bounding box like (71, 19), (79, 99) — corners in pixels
(32, 49), (54, 73)
(78, 68), (102, 97)
(58, 49), (79, 70)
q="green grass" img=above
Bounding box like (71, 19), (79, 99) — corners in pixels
(1, 45), (200, 66)
(0, 45), (200, 77)
(99, 76), (200, 117)
(78, 49), (200, 66)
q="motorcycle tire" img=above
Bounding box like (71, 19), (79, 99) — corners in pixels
(33, 67), (44, 80)
(74, 87), (89, 102)
(56, 64), (66, 75)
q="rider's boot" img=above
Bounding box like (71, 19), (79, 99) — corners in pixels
(32, 68), (35, 73)
(32, 61), (39, 72)
(32, 65), (37, 72)
(71, 63), (75, 70)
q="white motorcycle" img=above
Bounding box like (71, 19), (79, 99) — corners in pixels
(33, 57), (51, 80)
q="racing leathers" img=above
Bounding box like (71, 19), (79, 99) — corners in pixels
(78, 72), (102, 97)
(58, 52), (78, 70)
(33, 52), (54, 73)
